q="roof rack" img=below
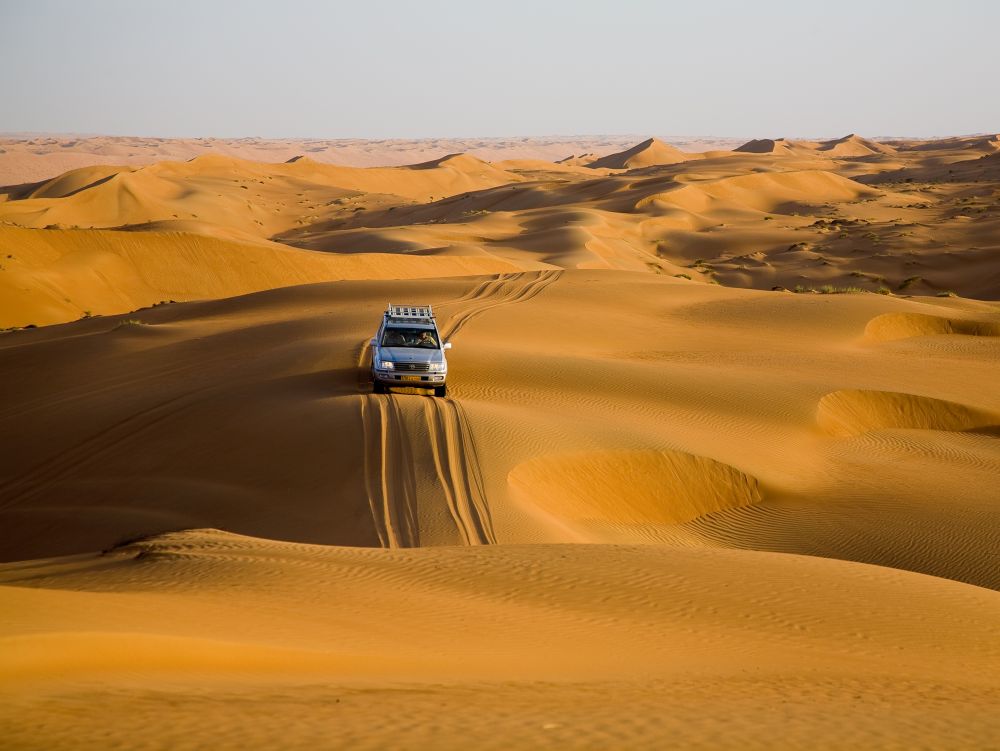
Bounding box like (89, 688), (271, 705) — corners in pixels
(385, 304), (434, 321)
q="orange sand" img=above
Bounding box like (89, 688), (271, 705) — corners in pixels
(2, 133), (999, 749)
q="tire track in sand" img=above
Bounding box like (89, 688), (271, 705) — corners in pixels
(359, 394), (420, 548)
(0, 389), (212, 513)
(424, 397), (496, 545)
(440, 270), (562, 341)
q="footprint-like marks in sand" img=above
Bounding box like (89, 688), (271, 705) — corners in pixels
(508, 450), (762, 527)
(865, 312), (1000, 342)
(817, 389), (999, 437)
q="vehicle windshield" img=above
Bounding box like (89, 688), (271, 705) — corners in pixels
(381, 327), (439, 349)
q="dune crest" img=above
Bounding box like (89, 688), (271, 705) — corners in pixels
(508, 449), (762, 528)
(817, 389), (999, 437)
(587, 138), (691, 169)
(818, 134), (897, 157)
(865, 311), (1000, 341)
(0, 225), (521, 326)
(638, 169), (880, 213)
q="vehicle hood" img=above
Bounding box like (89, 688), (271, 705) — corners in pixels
(378, 347), (444, 364)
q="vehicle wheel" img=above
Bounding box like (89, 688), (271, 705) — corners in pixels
(433, 385), (447, 398)
(373, 381), (386, 394)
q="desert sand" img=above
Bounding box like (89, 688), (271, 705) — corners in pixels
(1, 133), (999, 749)
(0, 134), (747, 186)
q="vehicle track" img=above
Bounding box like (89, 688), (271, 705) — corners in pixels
(424, 397), (496, 545)
(355, 338), (373, 391)
(0, 389), (210, 512)
(440, 270), (562, 340)
(357, 271), (561, 546)
(359, 394), (420, 548)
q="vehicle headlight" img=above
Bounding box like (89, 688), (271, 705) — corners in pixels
(429, 363), (445, 372)
(379, 361), (395, 370)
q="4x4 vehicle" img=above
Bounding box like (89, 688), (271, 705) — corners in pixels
(370, 304), (451, 397)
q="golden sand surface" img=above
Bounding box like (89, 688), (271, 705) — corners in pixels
(1, 134), (999, 749)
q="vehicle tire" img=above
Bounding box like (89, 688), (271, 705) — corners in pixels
(433, 385), (447, 398)
(373, 381), (386, 394)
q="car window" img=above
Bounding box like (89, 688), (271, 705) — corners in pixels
(381, 328), (439, 348)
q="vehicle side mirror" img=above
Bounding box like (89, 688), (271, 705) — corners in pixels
(443, 342), (453, 350)
(369, 338), (378, 346)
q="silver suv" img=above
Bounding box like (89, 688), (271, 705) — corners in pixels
(370, 304), (451, 397)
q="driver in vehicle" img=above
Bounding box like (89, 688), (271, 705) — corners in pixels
(418, 331), (438, 348)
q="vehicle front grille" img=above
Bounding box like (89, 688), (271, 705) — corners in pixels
(396, 362), (431, 372)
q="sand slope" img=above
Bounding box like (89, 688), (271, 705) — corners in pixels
(2, 271), (998, 589)
(2, 529), (999, 750)
(0, 225), (520, 327)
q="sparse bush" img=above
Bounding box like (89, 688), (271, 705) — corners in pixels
(113, 319), (146, 330)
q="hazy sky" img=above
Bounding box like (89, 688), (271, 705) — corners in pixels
(1, 0), (997, 139)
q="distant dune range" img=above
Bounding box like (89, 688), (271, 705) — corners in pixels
(2, 132), (999, 327)
(0, 134), (747, 185)
(2, 132), (1000, 749)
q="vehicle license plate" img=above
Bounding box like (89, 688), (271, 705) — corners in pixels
(402, 375), (421, 382)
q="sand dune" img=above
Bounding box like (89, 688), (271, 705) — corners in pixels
(509, 449), (761, 528)
(0, 152), (523, 237)
(818, 133), (898, 157)
(817, 389), (999, 436)
(2, 270), (998, 577)
(4, 133), (998, 332)
(586, 137), (692, 169)
(638, 168), (883, 213)
(3, 529), (1000, 749)
(734, 137), (812, 155)
(0, 134), (750, 185)
(865, 310), (1000, 340)
(3, 133), (1000, 748)
(0, 225), (520, 327)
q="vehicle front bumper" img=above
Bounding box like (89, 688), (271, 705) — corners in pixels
(373, 370), (447, 387)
